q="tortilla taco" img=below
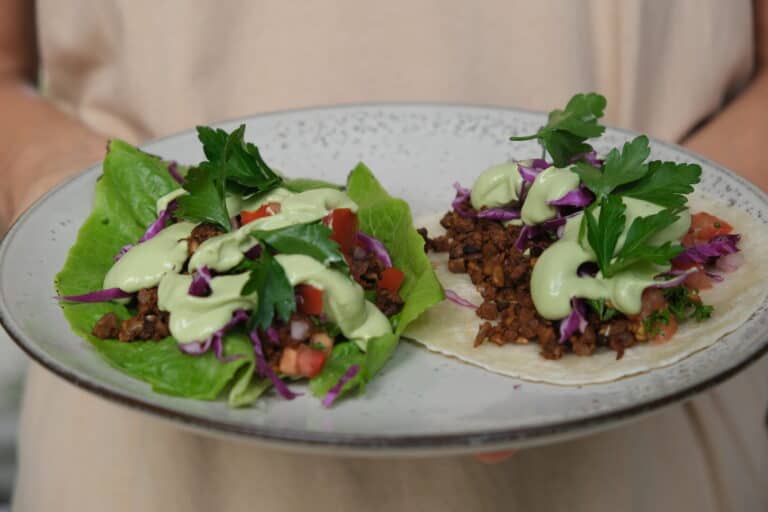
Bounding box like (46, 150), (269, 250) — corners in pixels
(405, 93), (768, 385)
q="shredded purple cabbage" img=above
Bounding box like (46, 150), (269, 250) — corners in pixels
(476, 208), (521, 221)
(265, 326), (281, 345)
(577, 261), (599, 277)
(445, 289), (477, 308)
(114, 244), (133, 261)
(178, 310), (248, 362)
(571, 151), (602, 168)
(451, 182), (475, 218)
(357, 232), (393, 267)
(549, 186), (594, 207)
(558, 298), (588, 343)
(249, 329), (300, 399)
(705, 270), (725, 282)
(518, 159), (550, 183)
(188, 266), (213, 297)
(139, 201), (177, 243)
(672, 234), (741, 266)
(168, 161), (185, 184)
(513, 224), (537, 252)
(115, 201), (179, 261)
(56, 288), (133, 303)
(649, 269), (695, 289)
(513, 216), (567, 251)
(322, 364), (360, 408)
(245, 244), (262, 259)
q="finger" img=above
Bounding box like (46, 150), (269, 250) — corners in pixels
(473, 449), (517, 463)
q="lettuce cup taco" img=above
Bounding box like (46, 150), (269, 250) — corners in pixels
(406, 93), (768, 385)
(56, 125), (443, 406)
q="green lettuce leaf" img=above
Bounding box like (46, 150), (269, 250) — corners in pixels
(55, 140), (250, 400)
(309, 163), (444, 399)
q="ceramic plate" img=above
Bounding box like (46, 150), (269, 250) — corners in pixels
(1, 104), (767, 456)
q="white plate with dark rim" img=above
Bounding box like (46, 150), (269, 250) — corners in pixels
(1, 104), (767, 456)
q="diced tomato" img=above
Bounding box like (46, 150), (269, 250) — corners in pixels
(652, 315), (678, 344)
(241, 202), (281, 225)
(296, 346), (327, 378)
(685, 270), (714, 290)
(689, 212), (733, 241)
(278, 347), (300, 376)
(379, 267), (405, 292)
(297, 284), (323, 315)
(640, 288), (667, 318)
(324, 208), (359, 254)
(310, 332), (334, 353)
(681, 232), (697, 248)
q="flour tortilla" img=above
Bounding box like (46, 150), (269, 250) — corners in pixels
(404, 193), (768, 385)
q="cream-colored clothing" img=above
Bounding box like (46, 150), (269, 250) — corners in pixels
(16, 0), (767, 510)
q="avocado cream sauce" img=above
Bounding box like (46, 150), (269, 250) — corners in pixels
(470, 164), (691, 320)
(104, 222), (196, 293)
(189, 188), (357, 272)
(157, 272), (257, 344)
(105, 188), (391, 345)
(276, 254), (391, 348)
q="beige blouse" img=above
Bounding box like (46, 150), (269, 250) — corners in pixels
(15, 1), (766, 510)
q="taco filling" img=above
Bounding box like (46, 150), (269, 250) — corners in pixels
(56, 125), (443, 406)
(407, 93), (767, 383)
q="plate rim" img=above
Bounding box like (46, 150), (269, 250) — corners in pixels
(2, 102), (767, 452)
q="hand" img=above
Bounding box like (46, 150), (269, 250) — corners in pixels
(2, 115), (107, 225)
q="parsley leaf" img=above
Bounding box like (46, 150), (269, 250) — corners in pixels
(583, 196), (626, 276)
(663, 286), (714, 322)
(175, 162), (231, 231)
(197, 124), (282, 195)
(253, 223), (345, 267)
(241, 251), (296, 330)
(606, 208), (683, 277)
(510, 92), (606, 167)
(643, 309), (671, 338)
(573, 135), (650, 201)
(586, 298), (618, 321)
(616, 160), (701, 207)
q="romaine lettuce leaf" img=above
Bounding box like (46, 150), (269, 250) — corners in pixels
(309, 163), (445, 399)
(56, 140), (251, 400)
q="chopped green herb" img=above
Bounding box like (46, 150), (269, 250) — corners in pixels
(176, 162), (231, 231)
(241, 251), (296, 330)
(253, 223), (345, 267)
(573, 135), (651, 201)
(615, 160), (701, 208)
(663, 285), (714, 322)
(510, 93), (606, 167)
(586, 298), (618, 321)
(583, 196), (626, 276)
(606, 208), (684, 277)
(197, 125), (283, 195)
(643, 309), (671, 338)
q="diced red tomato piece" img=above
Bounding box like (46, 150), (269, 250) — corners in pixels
(296, 346), (327, 378)
(681, 232), (697, 248)
(278, 347), (300, 376)
(639, 288), (667, 318)
(324, 208), (359, 254)
(241, 202), (281, 224)
(651, 315), (678, 344)
(297, 284), (323, 315)
(379, 267), (405, 292)
(689, 212), (733, 241)
(685, 270), (714, 290)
